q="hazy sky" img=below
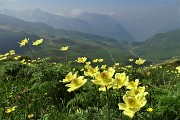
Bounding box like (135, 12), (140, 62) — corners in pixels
(0, 0), (179, 16)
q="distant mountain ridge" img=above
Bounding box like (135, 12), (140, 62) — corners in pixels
(0, 13), (132, 64)
(0, 8), (135, 41)
(134, 29), (180, 61)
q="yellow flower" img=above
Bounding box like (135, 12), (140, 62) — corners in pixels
(9, 50), (15, 55)
(28, 114), (34, 119)
(101, 65), (107, 69)
(60, 46), (69, 51)
(126, 86), (148, 97)
(76, 108), (82, 113)
(84, 66), (99, 77)
(11, 106), (17, 111)
(85, 61), (91, 65)
(0, 56), (7, 60)
(135, 58), (145, 65)
(93, 59), (98, 63)
(4, 53), (9, 56)
(84, 62), (91, 69)
(32, 39), (43, 46)
(122, 108), (137, 119)
(115, 63), (120, 66)
(113, 72), (129, 89)
(147, 72), (151, 76)
(65, 76), (87, 92)
(129, 59), (133, 62)
(126, 65), (132, 68)
(21, 59), (26, 64)
(98, 85), (112, 91)
(147, 107), (153, 113)
(92, 67), (115, 87)
(159, 66), (162, 68)
(18, 38), (29, 47)
(176, 66), (180, 73)
(5, 108), (12, 113)
(98, 58), (104, 62)
(126, 79), (139, 90)
(5, 106), (17, 113)
(76, 57), (87, 63)
(118, 94), (147, 118)
(62, 72), (78, 83)
(13, 55), (21, 60)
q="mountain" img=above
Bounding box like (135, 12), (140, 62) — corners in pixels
(78, 12), (135, 41)
(0, 9), (135, 41)
(114, 6), (179, 41)
(0, 13), (132, 64)
(133, 29), (180, 62)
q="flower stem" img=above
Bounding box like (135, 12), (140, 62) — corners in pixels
(38, 45), (48, 63)
(118, 89), (122, 120)
(25, 45), (36, 59)
(106, 86), (110, 120)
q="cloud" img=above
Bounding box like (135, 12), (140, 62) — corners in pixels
(107, 11), (115, 16)
(70, 9), (82, 17)
(55, 12), (66, 16)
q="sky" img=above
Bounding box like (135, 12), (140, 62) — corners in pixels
(0, 0), (179, 16)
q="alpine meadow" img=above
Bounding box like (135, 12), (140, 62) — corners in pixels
(0, 0), (180, 120)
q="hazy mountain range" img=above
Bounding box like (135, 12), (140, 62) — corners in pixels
(115, 6), (180, 41)
(0, 8), (180, 64)
(1, 8), (179, 42)
(0, 13), (132, 64)
(0, 8), (135, 42)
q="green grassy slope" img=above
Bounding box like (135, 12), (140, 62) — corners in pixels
(134, 29), (180, 62)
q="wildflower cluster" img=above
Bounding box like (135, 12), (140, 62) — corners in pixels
(5, 106), (17, 113)
(0, 50), (16, 60)
(62, 57), (148, 118)
(118, 79), (148, 118)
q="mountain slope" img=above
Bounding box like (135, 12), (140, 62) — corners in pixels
(0, 9), (135, 41)
(0, 13), (132, 64)
(78, 12), (135, 41)
(134, 29), (180, 61)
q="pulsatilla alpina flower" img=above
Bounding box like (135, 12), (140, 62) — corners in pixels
(147, 107), (153, 112)
(101, 64), (107, 69)
(18, 38), (29, 47)
(113, 72), (129, 89)
(93, 59), (98, 63)
(98, 58), (104, 62)
(5, 106), (17, 113)
(76, 57), (87, 63)
(32, 39), (43, 46)
(65, 76), (87, 92)
(126, 86), (148, 97)
(84, 66), (99, 77)
(61, 72), (78, 83)
(60, 46), (69, 51)
(92, 67), (115, 91)
(28, 114), (34, 119)
(118, 94), (147, 118)
(9, 50), (15, 55)
(129, 59), (133, 62)
(176, 66), (180, 73)
(126, 79), (139, 90)
(135, 58), (145, 65)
